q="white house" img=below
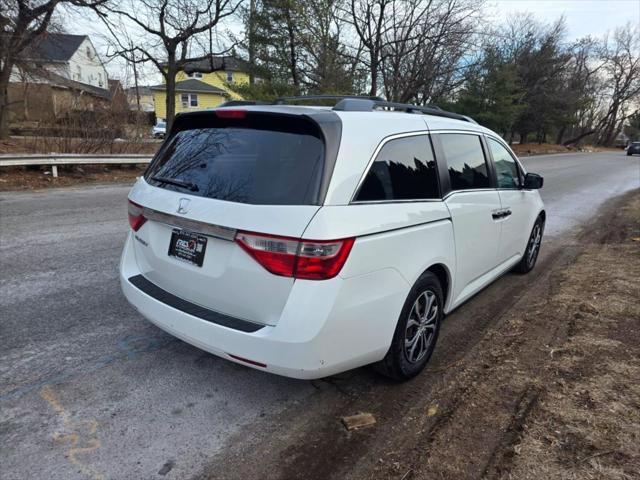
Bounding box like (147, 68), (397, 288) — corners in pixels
(14, 33), (108, 89)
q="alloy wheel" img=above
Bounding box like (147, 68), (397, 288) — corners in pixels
(527, 223), (542, 267)
(404, 290), (438, 364)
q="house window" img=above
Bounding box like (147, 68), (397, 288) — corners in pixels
(86, 46), (92, 59)
(97, 72), (103, 87)
(75, 66), (82, 81)
(181, 93), (198, 108)
(226, 71), (233, 82)
(188, 72), (203, 79)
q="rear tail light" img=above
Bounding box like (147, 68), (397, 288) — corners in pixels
(235, 231), (355, 280)
(128, 200), (147, 231)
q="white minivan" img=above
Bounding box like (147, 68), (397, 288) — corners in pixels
(120, 96), (545, 380)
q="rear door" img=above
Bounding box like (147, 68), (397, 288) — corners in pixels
(128, 111), (329, 326)
(485, 136), (535, 263)
(434, 132), (502, 306)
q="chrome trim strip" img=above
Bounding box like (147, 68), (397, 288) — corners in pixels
(142, 207), (237, 241)
(442, 188), (498, 200)
(351, 199), (442, 205)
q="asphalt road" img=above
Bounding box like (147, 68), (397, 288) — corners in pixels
(1, 151), (638, 480)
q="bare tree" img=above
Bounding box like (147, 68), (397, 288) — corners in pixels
(594, 24), (640, 146)
(94, 0), (240, 130)
(381, 0), (484, 104)
(348, 0), (394, 97)
(298, 0), (356, 93)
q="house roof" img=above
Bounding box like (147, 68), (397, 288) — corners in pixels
(149, 79), (229, 95)
(14, 68), (111, 100)
(27, 33), (88, 62)
(126, 86), (153, 96)
(162, 55), (250, 74)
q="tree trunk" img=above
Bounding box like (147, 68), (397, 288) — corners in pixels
(165, 52), (177, 131)
(555, 125), (566, 145)
(132, 56), (141, 111)
(369, 51), (378, 97)
(562, 129), (595, 146)
(284, 8), (298, 89)
(248, 0), (256, 85)
(0, 62), (14, 140)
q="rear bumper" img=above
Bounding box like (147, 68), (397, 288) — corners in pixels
(120, 233), (409, 379)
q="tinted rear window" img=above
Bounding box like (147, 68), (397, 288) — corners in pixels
(145, 115), (325, 205)
(354, 135), (439, 201)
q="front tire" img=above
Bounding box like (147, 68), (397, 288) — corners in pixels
(375, 272), (443, 381)
(515, 216), (544, 274)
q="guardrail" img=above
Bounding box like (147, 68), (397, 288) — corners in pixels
(0, 154), (153, 177)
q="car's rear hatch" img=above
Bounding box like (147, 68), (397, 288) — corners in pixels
(128, 109), (339, 327)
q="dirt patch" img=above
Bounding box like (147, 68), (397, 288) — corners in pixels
(0, 165), (145, 191)
(510, 143), (620, 156)
(368, 191), (640, 480)
(198, 190), (640, 480)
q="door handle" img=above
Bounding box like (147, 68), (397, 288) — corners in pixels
(491, 209), (512, 220)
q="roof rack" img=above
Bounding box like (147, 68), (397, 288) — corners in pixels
(217, 95), (477, 124)
(333, 98), (477, 124)
(273, 95), (385, 105)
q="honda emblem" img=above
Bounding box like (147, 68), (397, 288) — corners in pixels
(177, 198), (191, 214)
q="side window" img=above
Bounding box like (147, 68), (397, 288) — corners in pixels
(488, 138), (521, 189)
(440, 134), (490, 191)
(355, 135), (439, 201)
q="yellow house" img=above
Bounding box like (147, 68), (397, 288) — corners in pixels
(151, 56), (250, 120)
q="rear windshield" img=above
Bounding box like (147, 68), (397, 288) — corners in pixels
(145, 114), (325, 205)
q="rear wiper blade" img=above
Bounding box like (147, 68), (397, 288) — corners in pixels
(150, 175), (199, 192)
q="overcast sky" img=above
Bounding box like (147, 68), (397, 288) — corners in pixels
(68, 0), (639, 86)
(489, 0), (639, 39)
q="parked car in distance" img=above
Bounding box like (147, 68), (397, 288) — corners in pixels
(152, 121), (166, 139)
(120, 96), (545, 381)
(626, 141), (640, 156)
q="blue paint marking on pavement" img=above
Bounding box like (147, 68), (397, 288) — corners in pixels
(0, 332), (177, 402)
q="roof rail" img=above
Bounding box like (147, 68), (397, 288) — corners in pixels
(273, 95), (385, 105)
(216, 96), (477, 124)
(333, 98), (477, 124)
(217, 100), (270, 107)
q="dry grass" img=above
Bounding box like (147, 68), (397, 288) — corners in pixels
(502, 195), (640, 480)
(510, 143), (622, 156)
(0, 165), (146, 191)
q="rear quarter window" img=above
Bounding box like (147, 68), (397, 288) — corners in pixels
(354, 135), (439, 202)
(145, 114), (325, 205)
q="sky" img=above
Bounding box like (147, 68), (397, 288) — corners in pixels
(489, 0), (639, 40)
(66, 0), (640, 87)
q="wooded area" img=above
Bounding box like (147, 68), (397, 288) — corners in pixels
(236, 0), (639, 146)
(2, 0), (639, 145)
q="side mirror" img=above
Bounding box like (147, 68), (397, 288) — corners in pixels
(523, 172), (543, 190)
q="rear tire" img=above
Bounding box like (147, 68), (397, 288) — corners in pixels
(375, 272), (443, 381)
(514, 216), (544, 274)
